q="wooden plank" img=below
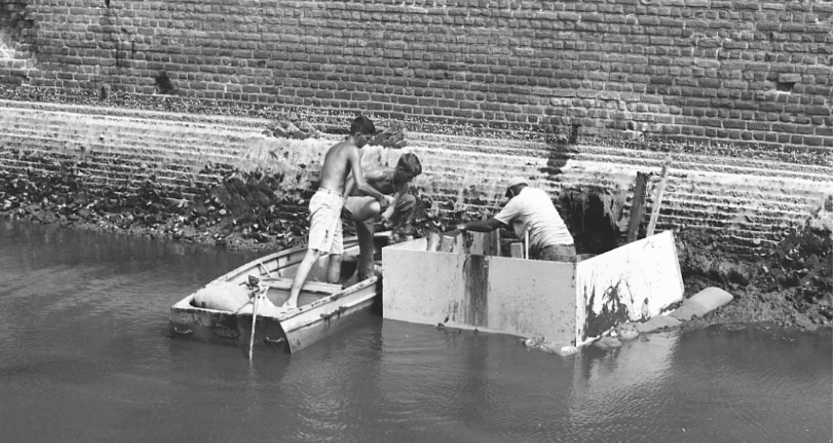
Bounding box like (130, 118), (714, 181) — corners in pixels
(425, 231), (441, 251)
(626, 171), (650, 243)
(262, 277), (342, 294)
(438, 235), (456, 252)
(646, 153), (673, 237)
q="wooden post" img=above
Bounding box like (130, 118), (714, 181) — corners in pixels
(626, 172), (651, 243)
(646, 153), (673, 237)
(439, 235), (456, 253)
(426, 231), (441, 252)
(510, 242), (524, 258)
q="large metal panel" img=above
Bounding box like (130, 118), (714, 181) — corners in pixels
(485, 256), (576, 345)
(575, 230), (684, 345)
(383, 237), (577, 345)
(383, 248), (468, 326)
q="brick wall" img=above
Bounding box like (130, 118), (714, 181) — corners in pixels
(1, 0), (831, 151)
(0, 0), (34, 83)
(1, 1), (832, 253)
(2, 100), (831, 255)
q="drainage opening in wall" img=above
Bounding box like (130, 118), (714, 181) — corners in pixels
(775, 81), (795, 92)
(154, 71), (176, 95)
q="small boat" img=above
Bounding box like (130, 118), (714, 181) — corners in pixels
(169, 236), (383, 354)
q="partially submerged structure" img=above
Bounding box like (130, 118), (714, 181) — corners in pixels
(383, 231), (684, 347)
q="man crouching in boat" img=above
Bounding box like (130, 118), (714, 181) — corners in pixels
(283, 116), (391, 310)
(343, 153), (423, 280)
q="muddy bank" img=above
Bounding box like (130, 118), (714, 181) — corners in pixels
(676, 228), (832, 331)
(1, 158), (830, 331)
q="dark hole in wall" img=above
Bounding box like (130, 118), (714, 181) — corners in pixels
(569, 124), (580, 144)
(154, 71), (176, 95)
(775, 81), (795, 92)
(105, 0), (110, 8)
(558, 189), (623, 255)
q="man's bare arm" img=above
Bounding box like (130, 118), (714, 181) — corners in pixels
(348, 149), (389, 207)
(458, 218), (504, 232)
(343, 174), (355, 199)
(380, 190), (401, 223)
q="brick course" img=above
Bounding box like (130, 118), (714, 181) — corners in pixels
(1, 1), (832, 253)
(1, 100), (831, 255)
(0, 0), (830, 151)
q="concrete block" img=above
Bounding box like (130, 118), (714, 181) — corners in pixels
(687, 287), (735, 312)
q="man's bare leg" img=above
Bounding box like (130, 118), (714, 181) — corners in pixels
(326, 253), (342, 284)
(284, 248), (324, 309)
(345, 196), (381, 281)
(355, 219), (376, 281)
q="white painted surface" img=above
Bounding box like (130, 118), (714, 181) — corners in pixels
(486, 256), (576, 344)
(383, 237), (577, 345)
(575, 230), (684, 344)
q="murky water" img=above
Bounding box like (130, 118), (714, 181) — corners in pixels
(1, 220), (831, 443)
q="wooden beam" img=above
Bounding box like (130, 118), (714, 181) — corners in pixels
(646, 153), (673, 237)
(626, 171), (651, 243)
(510, 242), (524, 258)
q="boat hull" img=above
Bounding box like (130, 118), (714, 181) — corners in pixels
(169, 237), (383, 354)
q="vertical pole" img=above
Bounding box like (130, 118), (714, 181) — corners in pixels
(646, 153), (673, 237)
(626, 172), (651, 242)
(248, 290), (260, 361)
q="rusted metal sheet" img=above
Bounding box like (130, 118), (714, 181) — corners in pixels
(575, 230), (684, 345)
(383, 230), (684, 348)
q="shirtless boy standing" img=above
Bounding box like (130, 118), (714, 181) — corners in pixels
(282, 116), (389, 310)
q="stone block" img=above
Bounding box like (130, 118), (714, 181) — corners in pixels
(687, 287), (734, 312)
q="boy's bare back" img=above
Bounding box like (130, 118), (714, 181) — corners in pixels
(318, 139), (359, 195)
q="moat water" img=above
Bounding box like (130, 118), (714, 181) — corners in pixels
(1, 220), (831, 443)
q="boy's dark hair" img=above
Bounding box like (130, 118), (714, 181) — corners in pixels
(397, 152), (422, 176)
(350, 115), (376, 136)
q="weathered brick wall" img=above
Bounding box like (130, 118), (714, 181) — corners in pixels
(2, 0), (831, 151)
(2, 100), (831, 255)
(0, 0), (34, 82)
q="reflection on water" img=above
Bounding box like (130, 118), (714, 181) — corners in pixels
(1, 220), (831, 443)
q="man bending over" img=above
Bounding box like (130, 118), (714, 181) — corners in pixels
(282, 116), (389, 310)
(343, 153), (423, 279)
(457, 177), (575, 262)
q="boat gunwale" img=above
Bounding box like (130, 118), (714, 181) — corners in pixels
(171, 236), (369, 319)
